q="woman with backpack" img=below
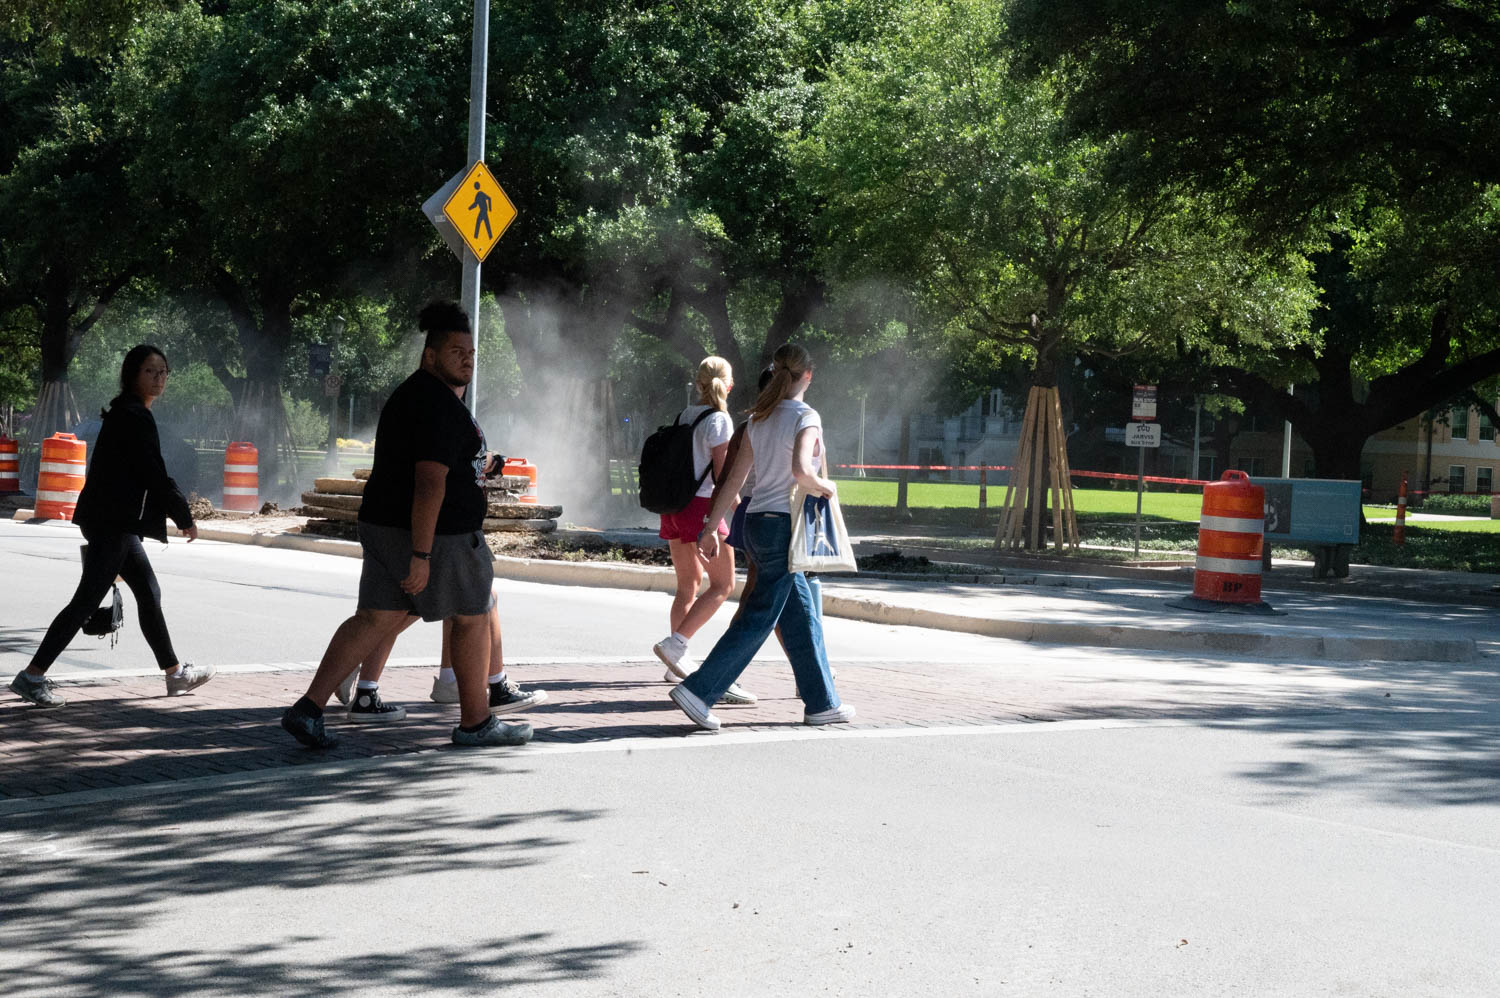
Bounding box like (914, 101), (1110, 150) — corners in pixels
(9, 344), (215, 709)
(652, 356), (756, 705)
(669, 343), (852, 732)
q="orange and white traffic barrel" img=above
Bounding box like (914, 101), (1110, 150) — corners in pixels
(1191, 470), (1265, 604)
(223, 441), (259, 512)
(503, 457), (539, 504)
(36, 433), (87, 519)
(0, 434), (18, 493)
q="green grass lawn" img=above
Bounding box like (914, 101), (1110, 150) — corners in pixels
(833, 477), (1405, 525)
(1382, 517), (1500, 533)
(836, 477), (1500, 570)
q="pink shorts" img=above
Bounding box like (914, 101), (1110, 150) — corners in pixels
(658, 494), (728, 542)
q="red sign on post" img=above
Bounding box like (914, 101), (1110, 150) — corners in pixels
(1132, 384), (1158, 420)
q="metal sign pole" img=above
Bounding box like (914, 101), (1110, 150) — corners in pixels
(461, 0), (489, 417)
(1281, 385), (1294, 477)
(1134, 444), (1145, 557)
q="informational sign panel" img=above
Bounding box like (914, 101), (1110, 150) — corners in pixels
(1125, 422), (1161, 448)
(308, 343), (332, 377)
(1250, 478), (1361, 544)
(1132, 384), (1158, 420)
(441, 161), (517, 262)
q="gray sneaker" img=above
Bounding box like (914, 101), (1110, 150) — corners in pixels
(451, 714), (533, 747)
(281, 706), (338, 749)
(165, 662), (215, 696)
(10, 671), (65, 708)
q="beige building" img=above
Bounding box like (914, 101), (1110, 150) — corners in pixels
(1365, 405), (1499, 501)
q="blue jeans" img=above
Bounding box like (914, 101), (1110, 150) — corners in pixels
(683, 512), (840, 713)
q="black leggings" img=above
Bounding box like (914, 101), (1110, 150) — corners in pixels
(30, 528), (180, 673)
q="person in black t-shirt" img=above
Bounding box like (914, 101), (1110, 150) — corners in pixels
(280, 301), (530, 749)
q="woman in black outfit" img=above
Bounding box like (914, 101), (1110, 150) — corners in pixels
(9, 345), (215, 708)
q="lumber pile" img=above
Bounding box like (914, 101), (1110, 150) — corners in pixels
(300, 469), (562, 539)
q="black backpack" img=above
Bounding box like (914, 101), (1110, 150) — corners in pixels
(638, 409), (715, 514)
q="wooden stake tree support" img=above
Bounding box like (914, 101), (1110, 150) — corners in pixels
(17, 380), (82, 490)
(995, 385), (1079, 552)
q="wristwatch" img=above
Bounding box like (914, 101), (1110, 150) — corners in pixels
(412, 550), (431, 561)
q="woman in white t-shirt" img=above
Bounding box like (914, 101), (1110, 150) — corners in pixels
(652, 356), (756, 705)
(667, 343), (853, 732)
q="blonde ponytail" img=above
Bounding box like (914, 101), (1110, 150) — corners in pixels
(749, 343), (813, 423)
(695, 356), (732, 413)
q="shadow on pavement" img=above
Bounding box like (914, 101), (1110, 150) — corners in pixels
(0, 763), (636, 995)
(1177, 659), (1500, 806)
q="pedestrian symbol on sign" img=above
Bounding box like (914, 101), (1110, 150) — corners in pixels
(440, 161), (517, 263)
(468, 182), (492, 240)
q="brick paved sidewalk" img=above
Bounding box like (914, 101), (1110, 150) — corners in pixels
(0, 657), (1354, 802)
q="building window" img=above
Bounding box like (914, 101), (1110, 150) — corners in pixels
(1479, 468), (1493, 494)
(1451, 407), (1470, 441)
(1482, 412), (1495, 442)
(1449, 465), (1466, 493)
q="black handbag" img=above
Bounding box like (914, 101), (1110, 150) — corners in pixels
(80, 583), (125, 647)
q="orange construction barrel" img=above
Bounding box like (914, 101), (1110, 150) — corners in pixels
(36, 433), (87, 520)
(0, 434), (18, 493)
(223, 441), (259, 512)
(503, 457), (538, 504)
(1191, 470), (1265, 604)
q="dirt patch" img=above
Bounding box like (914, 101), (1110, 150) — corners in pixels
(487, 533), (674, 566)
(856, 550), (1000, 575)
(187, 493), (225, 520)
(295, 521), (675, 566)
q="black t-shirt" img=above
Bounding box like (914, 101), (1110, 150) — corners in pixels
(358, 369), (487, 534)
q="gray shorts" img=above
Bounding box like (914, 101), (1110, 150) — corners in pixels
(357, 522), (496, 621)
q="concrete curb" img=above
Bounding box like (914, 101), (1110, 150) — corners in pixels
(812, 594), (1476, 663)
(142, 524), (1467, 664)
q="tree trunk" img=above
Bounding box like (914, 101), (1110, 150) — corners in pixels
(895, 410), (912, 519)
(20, 280), (88, 488)
(1211, 417), (1236, 476)
(226, 294), (296, 502)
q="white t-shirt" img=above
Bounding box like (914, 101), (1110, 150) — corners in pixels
(679, 404), (734, 498)
(745, 399), (822, 515)
(736, 421), (756, 498)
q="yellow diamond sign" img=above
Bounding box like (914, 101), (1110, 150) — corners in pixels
(441, 161), (516, 262)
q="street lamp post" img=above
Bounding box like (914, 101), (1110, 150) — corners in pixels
(324, 314), (345, 475)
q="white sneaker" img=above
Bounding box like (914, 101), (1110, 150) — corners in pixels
(804, 703), (856, 725)
(335, 667), (358, 706)
(718, 682), (757, 706)
(669, 684), (720, 732)
(165, 662), (215, 696)
(430, 676), (460, 704)
(653, 635), (692, 683)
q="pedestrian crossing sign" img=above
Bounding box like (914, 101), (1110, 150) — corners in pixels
(441, 161), (516, 262)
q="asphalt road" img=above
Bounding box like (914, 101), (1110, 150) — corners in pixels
(2, 518), (1497, 996)
(0, 518), (1014, 679)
